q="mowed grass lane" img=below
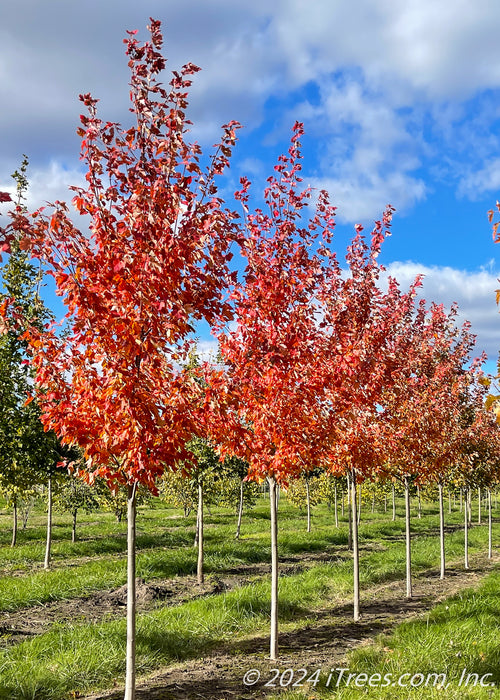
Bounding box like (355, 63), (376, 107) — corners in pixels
(0, 497), (499, 698)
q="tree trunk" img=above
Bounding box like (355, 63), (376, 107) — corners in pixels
(459, 490), (463, 512)
(392, 482), (396, 522)
(197, 482), (204, 585)
(305, 475), (311, 533)
(235, 479), (244, 540)
(341, 487), (344, 517)
(417, 484), (422, 519)
(334, 482), (338, 528)
(371, 493), (375, 514)
(351, 469), (360, 621)
(384, 493), (387, 513)
(467, 490), (472, 526)
(488, 488), (492, 560)
(11, 498), (17, 548)
(357, 484), (362, 525)
(478, 487), (481, 525)
(194, 504), (199, 547)
(268, 475), (279, 660)
(404, 476), (412, 599)
(72, 509), (77, 543)
(21, 498), (32, 529)
(464, 488), (469, 570)
(347, 473), (353, 551)
(44, 474), (53, 570)
(124, 483), (137, 700)
(438, 482), (445, 579)
(448, 491), (452, 515)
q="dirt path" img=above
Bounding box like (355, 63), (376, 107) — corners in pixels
(79, 552), (499, 700)
(0, 548), (341, 649)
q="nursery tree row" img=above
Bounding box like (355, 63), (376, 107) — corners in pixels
(1, 19), (499, 700)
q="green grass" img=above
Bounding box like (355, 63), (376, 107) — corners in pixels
(0, 496), (499, 698)
(0, 500), (490, 613)
(270, 569), (500, 700)
(0, 564), (346, 699)
(1, 521), (499, 697)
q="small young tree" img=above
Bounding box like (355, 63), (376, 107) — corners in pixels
(318, 217), (422, 621)
(286, 470), (323, 531)
(0, 158), (57, 548)
(380, 302), (479, 593)
(205, 124), (337, 659)
(182, 437), (221, 585)
(54, 470), (101, 542)
(2, 20), (240, 700)
(159, 470), (197, 517)
(216, 455), (254, 539)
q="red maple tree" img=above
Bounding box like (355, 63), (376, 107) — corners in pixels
(2, 20), (240, 700)
(316, 215), (424, 619)
(379, 301), (481, 591)
(204, 123), (338, 659)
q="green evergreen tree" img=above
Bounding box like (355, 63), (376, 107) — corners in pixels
(0, 157), (59, 547)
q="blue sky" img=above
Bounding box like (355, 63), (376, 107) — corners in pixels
(1, 0), (499, 373)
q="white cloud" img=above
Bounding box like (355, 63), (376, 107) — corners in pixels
(0, 161), (87, 231)
(25, 162), (86, 212)
(309, 173), (426, 224)
(384, 261), (500, 366)
(267, 0), (500, 100)
(458, 158), (500, 199)
(3, 0), (500, 226)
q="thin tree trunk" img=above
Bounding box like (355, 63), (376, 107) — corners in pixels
(351, 469), (360, 621)
(268, 475), (279, 660)
(194, 504), (200, 547)
(72, 509), (77, 543)
(468, 490), (472, 526)
(464, 488), (469, 570)
(305, 475), (311, 533)
(11, 498), (17, 548)
(22, 498), (32, 529)
(459, 489), (463, 512)
(124, 483), (137, 700)
(448, 491), (452, 515)
(235, 479), (244, 540)
(197, 482), (204, 585)
(334, 482), (338, 528)
(417, 484), (422, 519)
(44, 474), (53, 570)
(347, 473), (353, 551)
(478, 487), (481, 525)
(371, 493), (375, 514)
(404, 476), (412, 599)
(488, 488), (492, 560)
(438, 482), (445, 579)
(392, 482), (396, 522)
(357, 484), (362, 525)
(384, 493), (387, 513)
(341, 487), (344, 517)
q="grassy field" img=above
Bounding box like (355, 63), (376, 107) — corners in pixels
(0, 494), (499, 699)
